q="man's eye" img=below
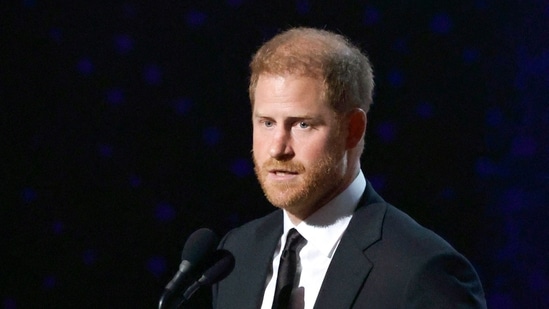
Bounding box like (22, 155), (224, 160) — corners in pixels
(263, 120), (274, 127)
(298, 121), (310, 129)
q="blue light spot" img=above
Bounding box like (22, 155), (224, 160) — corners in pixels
(226, 0), (244, 8)
(487, 293), (513, 309)
(475, 157), (498, 177)
(49, 28), (62, 43)
(369, 175), (387, 191)
(122, 3), (137, 18)
(440, 187), (455, 200)
(388, 70), (404, 87)
(463, 48), (480, 64)
(485, 107), (503, 127)
(475, 0), (489, 10)
(416, 102), (434, 119)
(528, 270), (547, 291)
(185, 10), (207, 28)
(363, 7), (381, 26)
(52, 221), (64, 234)
(77, 58), (94, 75)
(203, 127), (221, 146)
(230, 158), (253, 178)
(99, 144), (113, 158)
(376, 122), (397, 143)
(23, 0), (36, 8)
(430, 13), (453, 34)
(114, 34), (134, 54)
(83, 249), (97, 265)
(227, 213), (240, 227)
(146, 256), (167, 278)
(174, 97), (193, 115)
(511, 135), (537, 157)
(143, 64), (162, 85)
(129, 175), (142, 188)
(106, 88), (124, 105)
(42, 275), (57, 290)
(296, 0), (310, 15)
(3, 298), (16, 309)
(502, 188), (526, 212)
(392, 38), (409, 54)
(155, 202), (176, 222)
(22, 187), (37, 203)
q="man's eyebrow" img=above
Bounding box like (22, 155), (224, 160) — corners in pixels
(286, 115), (317, 121)
(253, 111), (318, 119)
(252, 112), (270, 119)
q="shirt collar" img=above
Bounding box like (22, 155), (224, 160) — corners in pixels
(282, 171), (366, 258)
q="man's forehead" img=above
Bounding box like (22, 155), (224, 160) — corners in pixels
(256, 72), (323, 84)
(253, 73), (326, 102)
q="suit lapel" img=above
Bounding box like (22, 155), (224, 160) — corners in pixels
(233, 211), (282, 308)
(313, 183), (387, 309)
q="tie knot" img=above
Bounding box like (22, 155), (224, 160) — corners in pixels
(284, 228), (306, 252)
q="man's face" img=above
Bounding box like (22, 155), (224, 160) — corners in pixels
(252, 74), (349, 219)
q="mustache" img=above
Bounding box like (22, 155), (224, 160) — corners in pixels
(261, 158), (305, 173)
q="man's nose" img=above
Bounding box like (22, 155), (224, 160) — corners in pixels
(269, 128), (294, 160)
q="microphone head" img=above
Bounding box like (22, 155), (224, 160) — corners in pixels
(181, 228), (219, 264)
(199, 250), (235, 286)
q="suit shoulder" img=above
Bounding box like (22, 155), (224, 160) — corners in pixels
(220, 210), (282, 248)
(371, 203), (464, 265)
(381, 206), (487, 307)
(386, 204), (457, 250)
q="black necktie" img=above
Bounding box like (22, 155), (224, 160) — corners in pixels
(272, 228), (307, 309)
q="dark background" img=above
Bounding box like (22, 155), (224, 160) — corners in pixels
(3, 0), (548, 308)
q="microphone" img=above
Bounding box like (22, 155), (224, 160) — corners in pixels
(158, 228), (219, 309)
(176, 250), (235, 307)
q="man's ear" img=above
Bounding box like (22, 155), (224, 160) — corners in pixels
(346, 108), (367, 149)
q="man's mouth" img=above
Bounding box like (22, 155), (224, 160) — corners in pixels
(268, 169), (299, 179)
(262, 160), (304, 179)
(270, 169), (298, 175)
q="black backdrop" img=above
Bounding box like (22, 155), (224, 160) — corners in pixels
(3, 0), (548, 308)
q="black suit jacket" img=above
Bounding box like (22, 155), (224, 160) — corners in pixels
(213, 182), (486, 308)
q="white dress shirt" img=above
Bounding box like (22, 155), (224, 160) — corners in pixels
(260, 171), (366, 309)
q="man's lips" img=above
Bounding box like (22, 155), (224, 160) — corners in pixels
(269, 169), (298, 175)
(262, 160), (305, 179)
(268, 169), (299, 179)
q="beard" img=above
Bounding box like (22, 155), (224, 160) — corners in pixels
(253, 144), (346, 217)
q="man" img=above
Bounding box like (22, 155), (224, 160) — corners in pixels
(213, 27), (486, 308)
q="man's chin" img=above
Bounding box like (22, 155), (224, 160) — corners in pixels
(265, 193), (301, 210)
